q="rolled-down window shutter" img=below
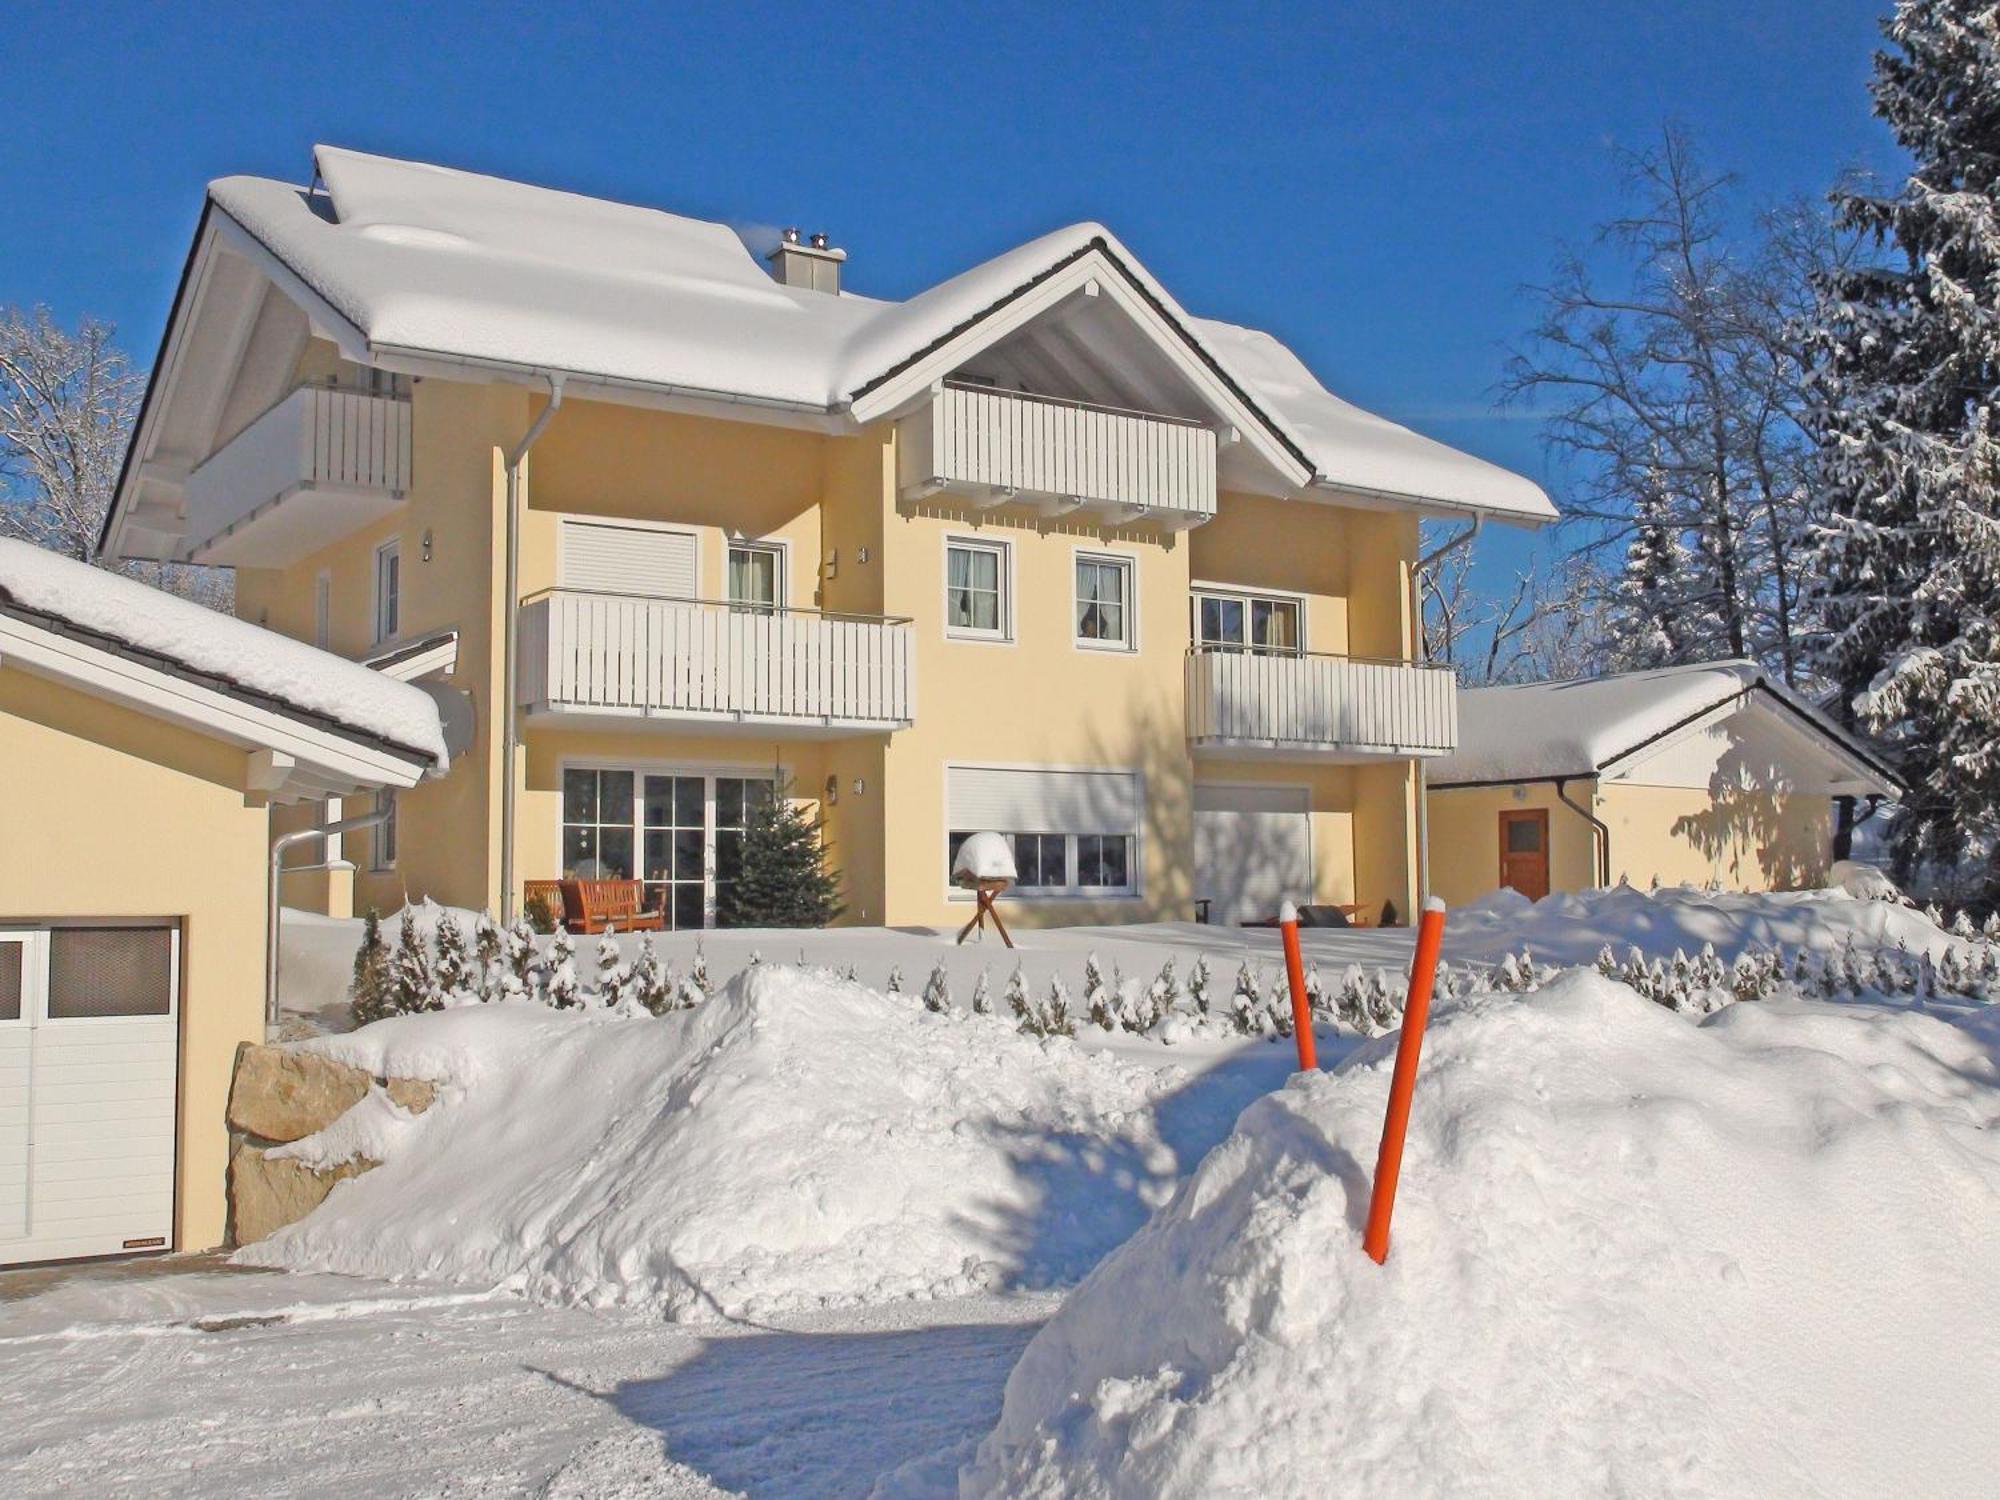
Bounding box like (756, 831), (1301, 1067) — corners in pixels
(948, 767), (1140, 834)
(559, 520), (697, 598)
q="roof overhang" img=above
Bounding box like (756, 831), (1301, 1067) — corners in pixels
(845, 238), (1314, 491)
(0, 605), (435, 802)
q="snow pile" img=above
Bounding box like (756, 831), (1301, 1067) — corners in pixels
(1448, 879), (1960, 967)
(0, 538), (446, 762)
(239, 965), (1183, 1317)
(964, 974), (2000, 1498)
(952, 831), (1019, 882)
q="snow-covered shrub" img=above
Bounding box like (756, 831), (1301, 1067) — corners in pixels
(433, 911), (472, 1000)
(546, 928), (580, 1010)
(1228, 962), (1265, 1037)
(391, 910), (440, 1015)
(922, 961), (951, 1013)
(1004, 965), (1030, 1026)
(348, 909), (394, 1027)
(1189, 954), (1213, 1016)
(1015, 974), (1076, 1039)
(595, 932), (629, 1010)
(971, 969), (992, 1015)
(885, 964), (904, 995)
(1082, 952), (1113, 1030)
(630, 934), (671, 1015)
(687, 943), (710, 998)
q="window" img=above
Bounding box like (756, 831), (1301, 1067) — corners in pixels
(1194, 588), (1301, 654)
(46, 927), (175, 1019)
(728, 542), (783, 613)
(946, 539), (1008, 639)
(566, 767), (776, 930)
(372, 789), (398, 871)
(1075, 555), (1133, 648)
(1075, 833), (1131, 889)
(945, 765), (1141, 898)
(0, 941), (21, 1023)
(373, 539), (401, 643)
(944, 830), (1135, 895)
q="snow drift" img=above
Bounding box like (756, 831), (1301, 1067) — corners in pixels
(963, 974), (2000, 1498)
(237, 965), (1182, 1317)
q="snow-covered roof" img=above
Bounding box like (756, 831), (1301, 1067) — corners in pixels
(1428, 661), (1898, 790)
(202, 146), (1552, 522)
(0, 538), (447, 765)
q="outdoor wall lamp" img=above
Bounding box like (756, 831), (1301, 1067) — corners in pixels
(825, 774), (839, 806)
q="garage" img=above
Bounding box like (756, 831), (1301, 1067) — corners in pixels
(1194, 782), (1311, 926)
(1, 924), (180, 1265)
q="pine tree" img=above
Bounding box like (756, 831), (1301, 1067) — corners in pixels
(1229, 962), (1263, 1036)
(505, 916), (538, 1000)
(391, 910), (439, 1014)
(1812, 2), (2000, 883)
(1082, 951), (1113, 1030)
(885, 964), (904, 995)
(348, 908), (395, 1027)
(434, 913), (472, 1000)
(1604, 474), (1703, 669)
(970, 969), (992, 1015)
(921, 961), (951, 1013)
(631, 933), (671, 1015)
(688, 942), (710, 997)
(1004, 965), (1030, 1026)
(1189, 954), (1213, 1016)
(595, 931), (628, 1009)
(474, 912), (506, 1001)
(715, 779), (843, 927)
(547, 928), (580, 1010)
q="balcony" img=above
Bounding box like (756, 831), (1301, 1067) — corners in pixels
(898, 381), (1217, 525)
(1185, 648), (1458, 759)
(519, 591), (915, 735)
(183, 384), (412, 567)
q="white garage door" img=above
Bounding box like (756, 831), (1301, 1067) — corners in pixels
(1194, 783), (1311, 927)
(0, 924), (180, 1267)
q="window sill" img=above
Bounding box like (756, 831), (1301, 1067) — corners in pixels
(945, 630), (1015, 646)
(946, 888), (1142, 902)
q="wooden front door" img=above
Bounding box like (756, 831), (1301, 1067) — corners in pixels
(1498, 809), (1551, 901)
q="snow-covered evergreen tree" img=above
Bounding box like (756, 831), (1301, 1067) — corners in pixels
(970, 969), (992, 1015)
(1189, 954), (1213, 1016)
(715, 780), (843, 927)
(1604, 475), (1701, 669)
(434, 912), (472, 1000)
(921, 961), (951, 1013)
(546, 928), (580, 1010)
(1228, 962), (1264, 1036)
(687, 942), (710, 997)
(348, 909), (394, 1026)
(1082, 951), (1113, 1030)
(1811, 0), (2000, 882)
(1004, 965), (1030, 1025)
(504, 916), (537, 999)
(473, 912), (506, 1001)
(630, 933), (670, 1015)
(595, 932), (628, 1009)
(391, 911), (439, 1014)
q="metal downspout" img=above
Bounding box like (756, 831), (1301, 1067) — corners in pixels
(1411, 514), (1485, 907)
(267, 807), (392, 1034)
(1555, 775), (1611, 887)
(499, 375), (566, 925)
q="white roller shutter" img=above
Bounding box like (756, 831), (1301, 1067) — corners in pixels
(948, 766), (1141, 834)
(559, 520), (697, 598)
(1194, 783), (1311, 926)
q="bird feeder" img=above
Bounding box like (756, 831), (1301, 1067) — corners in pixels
(952, 831), (1017, 948)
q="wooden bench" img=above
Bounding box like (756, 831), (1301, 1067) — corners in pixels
(1240, 903), (1377, 930)
(562, 878), (666, 934)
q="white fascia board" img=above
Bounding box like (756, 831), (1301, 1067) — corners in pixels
(1602, 690), (1897, 798)
(0, 612), (431, 796)
(1306, 478), (1558, 528)
(847, 250), (1314, 489)
(209, 208), (372, 364)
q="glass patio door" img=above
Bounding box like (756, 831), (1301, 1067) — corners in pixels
(564, 768), (775, 931)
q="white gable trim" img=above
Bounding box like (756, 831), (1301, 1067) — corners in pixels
(846, 244), (1313, 489)
(0, 611), (432, 802)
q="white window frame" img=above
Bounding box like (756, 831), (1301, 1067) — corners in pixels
(1190, 581), (1306, 655)
(557, 758), (785, 929)
(8, 923), (183, 1027)
(1073, 548), (1138, 652)
(942, 762), (1143, 901)
(726, 537), (787, 613)
(944, 535), (1013, 643)
(371, 789), (398, 871)
(372, 538), (401, 645)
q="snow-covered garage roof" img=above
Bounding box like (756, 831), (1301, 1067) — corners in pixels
(0, 538), (447, 782)
(195, 146), (1551, 522)
(1428, 661), (1901, 794)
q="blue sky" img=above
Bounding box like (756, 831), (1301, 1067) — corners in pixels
(3, 1), (1903, 586)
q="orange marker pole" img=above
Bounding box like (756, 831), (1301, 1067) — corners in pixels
(1362, 896), (1446, 1265)
(1278, 900), (1316, 1072)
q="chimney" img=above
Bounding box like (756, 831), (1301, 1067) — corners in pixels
(767, 226), (846, 294)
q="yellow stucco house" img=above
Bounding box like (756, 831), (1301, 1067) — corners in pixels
(0, 538), (444, 1266)
(100, 145), (1554, 934)
(1426, 663), (1901, 907)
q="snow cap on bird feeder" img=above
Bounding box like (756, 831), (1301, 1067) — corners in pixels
(952, 831), (1018, 886)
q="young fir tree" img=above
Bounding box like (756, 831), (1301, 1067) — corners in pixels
(921, 961), (951, 1014)
(546, 927), (580, 1010)
(1604, 476), (1701, 670)
(391, 911), (440, 1014)
(349, 909), (395, 1026)
(505, 915), (538, 999)
(1003, 965), (1030, 1025)
(715, 780), (843, 928)
(434, 913), (472, 1000)
(630, 933), (671, 1016)
(595, 931), (628, 1009)
(1812, 1), (2000, 882)
(970, 968), (992, 1015)
(473, 912), (506, 1001)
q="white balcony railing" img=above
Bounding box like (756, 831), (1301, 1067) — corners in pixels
(899, 381), (1218, 522)
(183, 384), (412, 566)
(519, 590), (915, 733)
(1185, 648), (1458, 757)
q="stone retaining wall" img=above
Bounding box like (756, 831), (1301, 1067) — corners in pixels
(225, 1043), (436, 1245)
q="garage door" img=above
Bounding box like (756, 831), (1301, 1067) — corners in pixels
(0, 924), (180, 1267)
(1194, 784), (1311, 926)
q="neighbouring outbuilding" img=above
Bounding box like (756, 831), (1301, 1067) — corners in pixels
(0, 539), (446, 1267)
(1425, 662), (1901, 907)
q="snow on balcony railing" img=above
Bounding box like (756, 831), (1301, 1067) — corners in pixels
(519, 590), (915, 732)
(899, 381), (1218, 521)
(1185, 647), (1458, 757)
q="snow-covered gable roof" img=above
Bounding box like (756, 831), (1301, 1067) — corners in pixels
(201, 146), (1552, 521)
(1429, 661), (1899, 792)
(0, 538), (446, 767)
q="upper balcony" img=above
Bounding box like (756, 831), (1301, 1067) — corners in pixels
(898, 381), (1218, 526)
(182, 384), (412, 567)
(1185, 648), (1458, 760)
(519, 590), (915, 736)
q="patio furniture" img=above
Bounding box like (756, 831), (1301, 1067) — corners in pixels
(562, 878), (667, 934)
(523, 880), (569, 931)
(1241, 903), (1374, 930)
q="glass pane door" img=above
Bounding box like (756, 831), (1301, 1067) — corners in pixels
(714, 777), (776, 925)
(643, 775), (707, 931)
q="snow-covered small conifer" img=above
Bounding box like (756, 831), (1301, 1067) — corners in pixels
(631, 934), (670, 1015)
(1004, 965), (1030, 1025)
(885, 964), (904, 995)
(434, 913), (472, 999)
(1189, 954), (1213, 1015)
(391, 911), (440, 1014)
(922, 961), (951, 1013)
(595, 931), (628, 1009)
(547, 928), (580, 1010)
(688, 943), (710, 996)
(473, 912), (506, 1001)
(348, 909), (394, 1027)
(970, 969), (992, 1015)
(1229, 962), (1263, 1037)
